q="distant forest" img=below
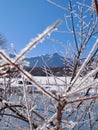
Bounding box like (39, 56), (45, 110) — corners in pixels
(25, 66), (71, 76)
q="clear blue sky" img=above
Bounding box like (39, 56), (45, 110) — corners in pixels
(0, 0), (97, 57)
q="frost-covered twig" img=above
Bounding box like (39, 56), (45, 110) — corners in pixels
(22, 78), (32, 130)
(75, 67), (98, 89)
(14, 20), (62, 63)
(18, 68), (58, 101)
(68, 0), (79, 53)
(48, 0), (68, 11)
(36, 113), (56, 130)
(0, 51), (58, 101)
(62, 78), (98, 98)
(67, 95), (98, 104)
(71, 39), (98, 86)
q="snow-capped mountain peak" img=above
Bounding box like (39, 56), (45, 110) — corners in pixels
(24, 53), (65, 67)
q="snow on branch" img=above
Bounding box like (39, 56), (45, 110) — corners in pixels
(0, 50), (12, 64)
(36, 113), (56, 130)
(0, 51), (58, 101)
(63, 78), (98, 98)
(48, 0), (68, 11)
(14, 20), (62, 63)
(70, 39), (98, 86)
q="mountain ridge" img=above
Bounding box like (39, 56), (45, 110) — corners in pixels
(24, 53), (65, 67)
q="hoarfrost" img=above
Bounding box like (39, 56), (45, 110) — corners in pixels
(66, 120), (77, 129)
(14, 20), (61, 63)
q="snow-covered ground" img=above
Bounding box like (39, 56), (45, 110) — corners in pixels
(0, 76), (97, 96)
(0, 76), (98, 130)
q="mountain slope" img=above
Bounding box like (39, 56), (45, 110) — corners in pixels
(24, 53), (65, 67)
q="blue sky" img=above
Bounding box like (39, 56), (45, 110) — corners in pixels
(0, 0), (97, 57)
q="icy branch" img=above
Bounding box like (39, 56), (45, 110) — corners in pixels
(0, 51), (58, 101)
(64, 78), (98, 98)
(14, 20), (62, 63)
(71, 39), (98, 86)
(36, 113), (56, 130)
(48, 0), (68, 11)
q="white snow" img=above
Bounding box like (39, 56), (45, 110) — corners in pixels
(0, 76), (97, 96)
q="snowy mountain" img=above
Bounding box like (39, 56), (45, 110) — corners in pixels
(24, 53), (65, 67)
(8, 53), (73, 68)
